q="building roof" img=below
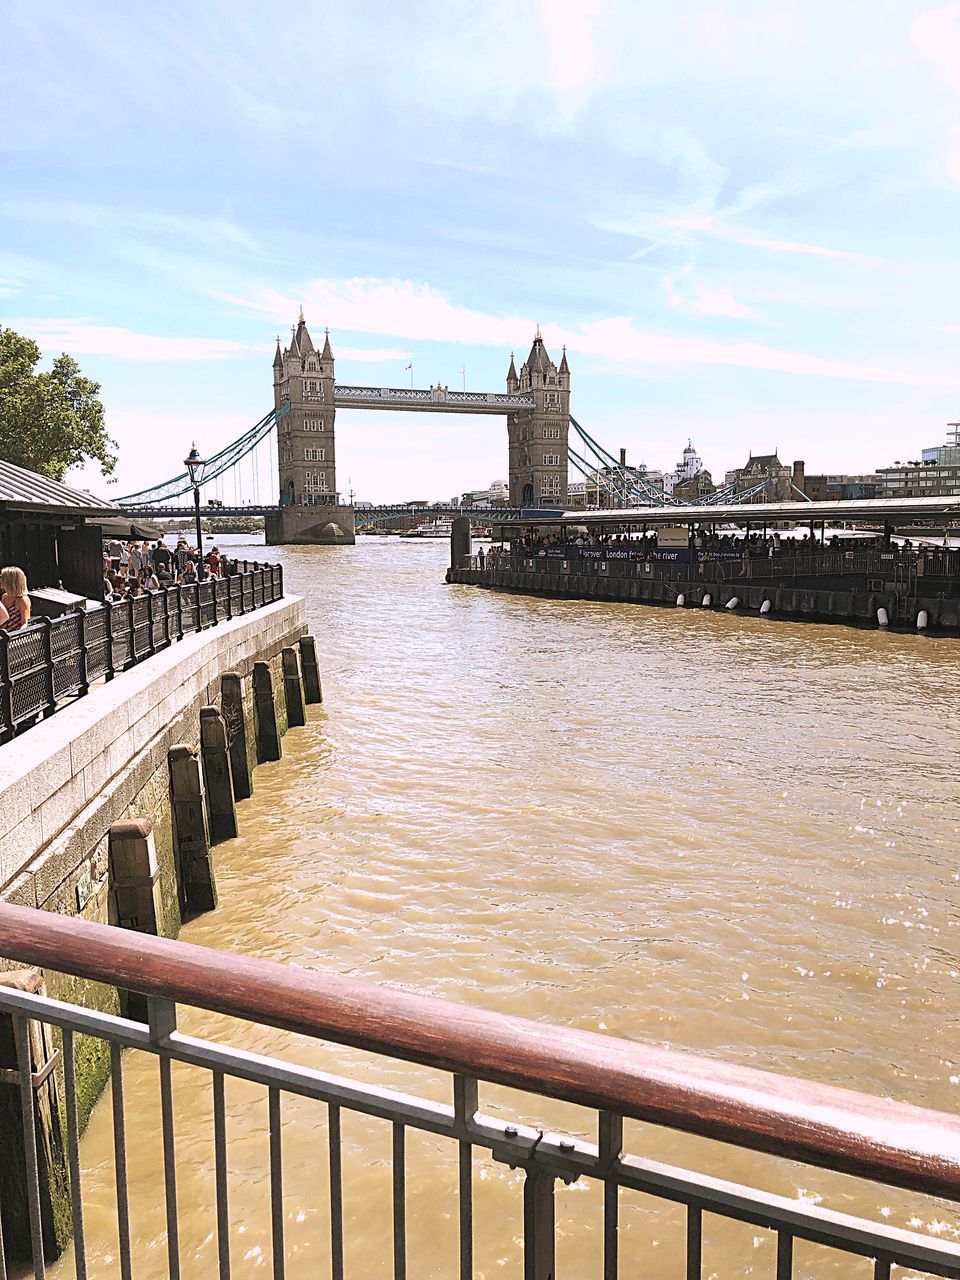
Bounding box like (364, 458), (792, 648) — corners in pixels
(524, 329), (554, 374)
(744, 453), (782, 470)
(0, 458), (118, 517)
(535, 495), (960, 527)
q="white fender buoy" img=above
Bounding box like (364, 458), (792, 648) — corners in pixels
(725, 596), (739, 610)
(760, 599), (771, 615)
(676, 593), (685, 607)
(701, 593), (712, 607)
(877, 607), (889, 628)
(917, 609), (929, 630)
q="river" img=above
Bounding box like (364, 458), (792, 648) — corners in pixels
(48, 536), (960, 1277)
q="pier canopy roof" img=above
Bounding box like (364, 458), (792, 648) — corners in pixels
(0, 458), (118, 518)
(545, 495), (960, 527)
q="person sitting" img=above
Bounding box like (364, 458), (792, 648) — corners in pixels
(1, 566), (31, 632)
(155, 563), (172, 585)
(126, 579), (142, 598)
(179, 559), (198, 584)
(142, 566), (160, 590)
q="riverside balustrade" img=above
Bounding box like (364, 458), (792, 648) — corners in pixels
(471, 546), (960, 588)
(0, 903), (959, 1279)
(0, 562), (284, 743)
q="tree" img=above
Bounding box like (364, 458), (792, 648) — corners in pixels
(0, 327), (117, 481)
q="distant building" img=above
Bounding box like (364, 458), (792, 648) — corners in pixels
(878, 425), (960, 498)
(461, 480), (509, 508)
(663, 441), (706, 496)
(673, 468), (715, 501)
(573, 449), (663, 508)
(729, 452), (805, 502)
(566, 480), (588, 509)
(803, 474), (882, 501)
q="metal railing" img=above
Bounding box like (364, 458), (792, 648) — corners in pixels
(0, 562), (284, 743)
(475, 546), (960, 587)
(0, 903), (958, 1278)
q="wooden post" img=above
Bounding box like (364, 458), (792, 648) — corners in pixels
(109, 820), (162, 935)
(0, 970), (71, 1265)
(253, 661), (282, 762)
(200, 707), (238, 843)
(282, 646), (306, 728)
(221, 672), (254, 800)
(168, 744), (217, 917)
(298, 635), (323, 704)
(108, 818), (163, 1020)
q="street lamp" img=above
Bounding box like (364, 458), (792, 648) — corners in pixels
(184, 443), (207, 581)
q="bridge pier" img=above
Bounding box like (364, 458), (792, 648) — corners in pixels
(265, 503), (356, 546)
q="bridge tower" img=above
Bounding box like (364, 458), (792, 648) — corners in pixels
(507, 331), (569, 508)
(265, 312), (355, 545)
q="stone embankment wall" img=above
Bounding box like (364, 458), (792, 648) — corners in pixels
(0, 594), (323, 1262)
(447, 565), (959, 631)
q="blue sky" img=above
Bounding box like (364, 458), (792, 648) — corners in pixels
(3, 0), (960, 502)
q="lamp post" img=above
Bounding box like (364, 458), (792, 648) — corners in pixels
(184, 443), (207, 581)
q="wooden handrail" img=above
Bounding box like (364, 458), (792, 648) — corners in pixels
(1, 902), (959, 1200)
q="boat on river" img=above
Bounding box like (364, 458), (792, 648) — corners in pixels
(401, 519), (453, 539)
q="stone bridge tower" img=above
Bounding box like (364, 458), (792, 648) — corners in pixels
(273, 311), (338, 507)
(266, 312), (355, 545)
(507, 330), (569, 508)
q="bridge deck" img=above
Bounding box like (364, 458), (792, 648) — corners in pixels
(334, 386), (534, 413)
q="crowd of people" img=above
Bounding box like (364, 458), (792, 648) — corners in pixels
(103, 536), (223, 602)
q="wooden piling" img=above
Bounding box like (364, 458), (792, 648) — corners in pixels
(298, 635), (323, 704)
(168, 744), (217, 917)
(221, 671), (254, 800)
(200, 707), (238, 843)
(282, 646), (306, 728)
(253, 661), (282, 762)
(0, 970), (70, 1265)
(108, 819), (162, 935)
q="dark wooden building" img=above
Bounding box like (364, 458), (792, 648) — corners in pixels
(0, 460), (120, 601)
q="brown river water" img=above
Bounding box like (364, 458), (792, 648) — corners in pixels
(45, 536), (960, 1278)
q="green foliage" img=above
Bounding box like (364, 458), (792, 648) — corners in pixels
(0, 326), (117, 480)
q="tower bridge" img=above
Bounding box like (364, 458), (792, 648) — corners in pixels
(117, 311), (778, 542)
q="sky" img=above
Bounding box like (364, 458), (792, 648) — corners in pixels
(2, 0), (960, 503)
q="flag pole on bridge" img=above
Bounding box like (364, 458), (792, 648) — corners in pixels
(405, 361), (413, 388)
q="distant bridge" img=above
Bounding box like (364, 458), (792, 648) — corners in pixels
(119, 504), (533, 523)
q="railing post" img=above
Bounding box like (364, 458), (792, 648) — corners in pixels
(74, 605), (89, 697)
(39, 617), (55, 718)
(145, 591), (156, 657)
(104, 600), (115, 680)
(126, 597), (134, 667)
(523, 1169), (556, 1280)
(0, 631), (13, 741)
(175, 585), (184, 641)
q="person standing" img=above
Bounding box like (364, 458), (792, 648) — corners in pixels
(1, 567), (31, 632)
(153, 538), (171, 573)
(127, 541), (143, 577)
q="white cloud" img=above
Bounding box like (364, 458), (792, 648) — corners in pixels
(12, 318), (412, 365)
(219, 275), (948, 387)
(910, 5), (960, 182)
(12, 319), (262, 362)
